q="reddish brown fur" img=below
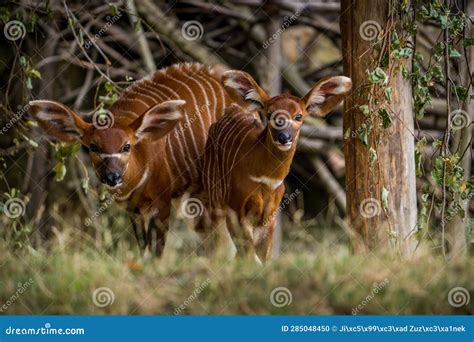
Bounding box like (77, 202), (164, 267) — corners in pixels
(30, 63), (231, 255)
(200, 71), (352, 262)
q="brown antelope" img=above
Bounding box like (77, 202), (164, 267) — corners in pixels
(200, 70), (352, 262)
(29, 63), (230, 256)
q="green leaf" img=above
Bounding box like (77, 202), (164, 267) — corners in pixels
(432, 139), (442, 149)
(369, 147), (377, 164)
(358, 126), (369, 146)
(53, 162), (67, 182)
(439, 15), (448, 29)
(344, 128), (351, 140)
(25, 78), (33, 90)
(133, 19), (141, 33)
(415, 138), (426, 177)
(384, 87), (393, 103)
(381, 187), (389, 210)
(0, 7), (11, 22)
(54, 142), (81, 160)
(453, 86), (468, 101)
(378, 108), (392, 128)
(79, 30), (84, 46)
(99, 188), (108, 202)
(432, 65), (443, 82)
(449, 46), (462, 58)
(28, 68), (41, 79)
(464, 38), (474, 46)
(104, 82), (116, 93)
(81, 177), (90, 194)
(367, 67), (388, 85)
(359, 105), (370, 116)
(109, 3), (119, 16)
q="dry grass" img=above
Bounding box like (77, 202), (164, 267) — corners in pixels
(0, 215), (473, 315)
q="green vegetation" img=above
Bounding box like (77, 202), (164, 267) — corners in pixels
(1, 217), (472, 315)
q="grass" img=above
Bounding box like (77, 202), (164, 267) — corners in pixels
(0, 214), (473, 316)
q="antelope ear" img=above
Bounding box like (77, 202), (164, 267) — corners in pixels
(302, 76), (352, 117)
(221, 70), (269, 111)
(29, 100), (91, 142)
(131, 100), (185, 141)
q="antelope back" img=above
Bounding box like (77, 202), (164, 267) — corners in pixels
(201, 104), (262, 210)
(29, 63), (232, 193)
(111, 63), (231, 191)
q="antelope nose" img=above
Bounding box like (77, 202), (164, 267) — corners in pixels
(104, 172), (122, 186)
(277, 132), (292, 144)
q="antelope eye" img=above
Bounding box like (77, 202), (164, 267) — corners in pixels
(295, 113), (303, 121)
(89, 143), (99, 152)
(122, 143), (131, 152)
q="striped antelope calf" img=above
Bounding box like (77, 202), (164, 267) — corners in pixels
(200, 70), (352, 262)
(29, 63), (230, 256)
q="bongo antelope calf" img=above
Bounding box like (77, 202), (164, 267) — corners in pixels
(29, 63), (230, 256)
(200, 70), (352, 262)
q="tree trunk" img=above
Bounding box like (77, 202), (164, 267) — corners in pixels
(340, 0), (417, 256)
(260, 13), (283, 258)
(446, 0), (473, 257)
